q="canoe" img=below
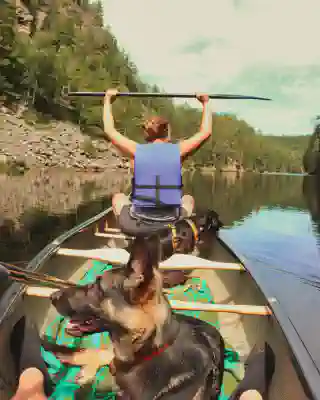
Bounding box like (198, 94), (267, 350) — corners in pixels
(0, 207), (317, 399)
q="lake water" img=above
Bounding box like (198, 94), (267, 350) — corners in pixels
(0, 172), (319, 280)
(185, 172), (320, 281)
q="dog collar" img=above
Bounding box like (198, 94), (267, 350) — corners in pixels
(108, 342), (170, 376)
(109, 320), (179, 376)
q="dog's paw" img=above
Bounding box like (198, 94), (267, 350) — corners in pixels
(75, 364), (100, 385)
(56, 348), (114, 385)
(56, 348), (114, 365)
(55, 350), (95, 366)
(183, 282), (202, 293)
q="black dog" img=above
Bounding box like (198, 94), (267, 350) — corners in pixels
(136, 209), (223, 288)
(151, 209), (222, 257)
(50, 236), (225, 400)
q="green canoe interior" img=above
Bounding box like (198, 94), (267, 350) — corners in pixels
(0, 208), (310, 399)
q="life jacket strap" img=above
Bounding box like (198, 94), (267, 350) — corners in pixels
(132, 175), (183, 207)
(168, 224), (179, 250)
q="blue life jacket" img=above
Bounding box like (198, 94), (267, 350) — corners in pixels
(131, 143), (183, 211)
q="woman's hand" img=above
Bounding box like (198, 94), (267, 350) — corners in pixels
(195, 93), (210, 105)
(104, 88), (119, 104)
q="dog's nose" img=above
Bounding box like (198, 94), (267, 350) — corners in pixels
(162, 271), (188, 288)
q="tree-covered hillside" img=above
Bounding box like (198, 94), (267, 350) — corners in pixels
(0, 0), (309, 172)
(303, 118), (320, 175)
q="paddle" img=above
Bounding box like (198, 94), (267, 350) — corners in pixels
(0, 262), (76, 289)
(0, 264), (9, 280)
(62, 87), (271, 101)
(70, 91), (272, 101)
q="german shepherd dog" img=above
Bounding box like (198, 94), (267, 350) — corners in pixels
(49, 235), (225, 399)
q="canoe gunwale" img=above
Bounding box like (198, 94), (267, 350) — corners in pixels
(217, 234), (319, 400)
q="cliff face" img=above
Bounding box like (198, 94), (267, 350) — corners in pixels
(0, 110), (130, 171)
(16, 0), (50, 34)
(303, 122), (320, 175)
(1, 0), (132, 171)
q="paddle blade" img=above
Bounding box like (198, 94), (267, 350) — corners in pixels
(0, 264), (10, 280)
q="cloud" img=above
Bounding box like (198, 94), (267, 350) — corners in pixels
(179, 37), (214, 55)
(104, 0), (320, 135)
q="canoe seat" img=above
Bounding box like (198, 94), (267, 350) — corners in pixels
(56, 247), (244, 271)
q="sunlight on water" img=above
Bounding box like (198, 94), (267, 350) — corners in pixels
(221, 207), (320, 279)
(228, 207), (313, 237)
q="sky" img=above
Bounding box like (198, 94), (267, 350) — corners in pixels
(103, 0), (320, 135)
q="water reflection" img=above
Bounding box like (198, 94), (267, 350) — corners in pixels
(193, 172), (320, 281)
(184, 171), (306, 226)
(0, 169), (129, 262)
(302, 175), (320, 240)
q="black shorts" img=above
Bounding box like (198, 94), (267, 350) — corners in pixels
(119, 205), (180, 236)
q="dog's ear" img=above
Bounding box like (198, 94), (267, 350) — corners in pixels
(123, 236), (159, 293)
(50, 287), (84, 317)
(203, 210), (223, 231)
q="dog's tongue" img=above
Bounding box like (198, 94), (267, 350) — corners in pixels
(66, 320), (86, 337)
(66, 317), (106, 337)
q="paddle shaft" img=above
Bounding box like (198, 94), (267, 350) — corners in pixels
(0, 262), (76, 289)
(65, 91), (271, 101)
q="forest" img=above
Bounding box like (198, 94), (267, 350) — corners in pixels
(0, 0), (309, 172)
(303, 117), (320, 175)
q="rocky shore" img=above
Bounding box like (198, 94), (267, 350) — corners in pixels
(0, 110), (130, 172)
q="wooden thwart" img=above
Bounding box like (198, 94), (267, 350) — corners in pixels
(160, 254), (244, 271)
(103, 228), (122, 233)
(56, 247), (244, 271)
(95, 232), (134, 240)
(24, 286), (271, 316)
(170, 300), (272, 316)
(56, 247), (130, 265)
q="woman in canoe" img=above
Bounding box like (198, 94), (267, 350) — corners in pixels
(103, 88), (212, 228)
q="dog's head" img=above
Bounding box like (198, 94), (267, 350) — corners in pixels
(51, 237), (170, 348)
(196, 209), (223, 234)
(172, 209), (223, 253)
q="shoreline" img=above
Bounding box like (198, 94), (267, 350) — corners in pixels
(0, 110), (304, 177)
(0, 111), (130, 173)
